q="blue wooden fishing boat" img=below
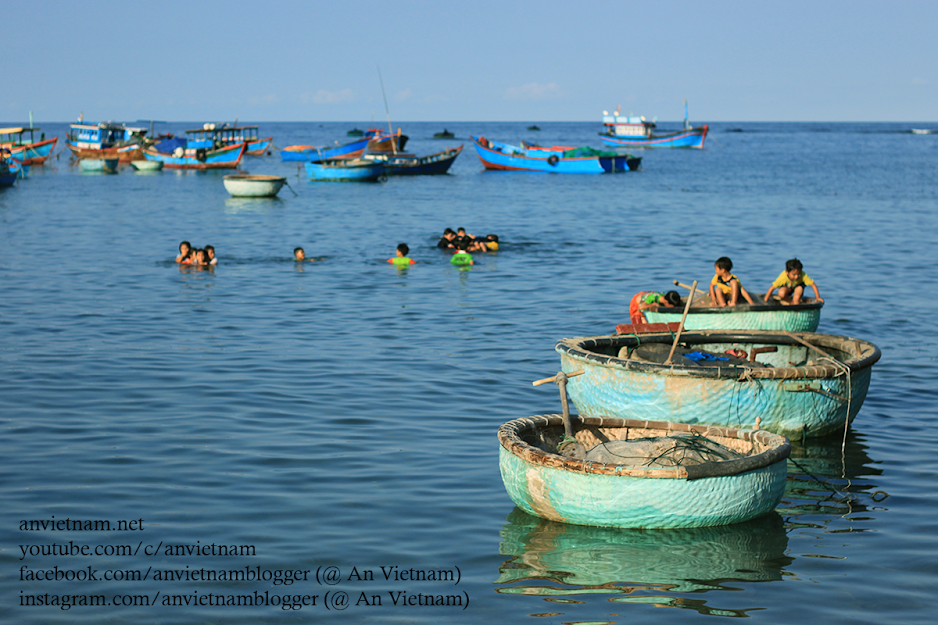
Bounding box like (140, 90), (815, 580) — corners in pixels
(599, 102), (708, 149)
(363, 145), (462, 175)
(499, 414), (790, 528)
(0, 127), (58, 165)
(142, 138), (246, 170)
(66, 121), (149, 162)
(192, 124), (272, 156)
(305, 158), (385, 182)
(280, 137), (371, 162)
(556, 330), (881, 439)
(1, 152), (24, 186)
(367, 128), (408, 153)
(633, 289), (823, 331)
(472, 136), (634, 173)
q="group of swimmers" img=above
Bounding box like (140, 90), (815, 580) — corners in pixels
(435, 228), (500, 267)
(633, 257), (823, 321)
(175, 241), (217, 266)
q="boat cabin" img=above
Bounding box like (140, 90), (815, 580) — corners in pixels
(68, 123), (147, 150)
(601, 113), (655, 138)
(0, 127), (47, 148)
(185, 124), (259, 149)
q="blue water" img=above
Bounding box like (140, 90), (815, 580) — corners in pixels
(1, 121), (937, 624)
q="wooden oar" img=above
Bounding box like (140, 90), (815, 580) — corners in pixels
(782, 330), (834, 359)
(665, 280), (697, 365)
(533, 370), (584, 456)
(673, 279), (696, 291)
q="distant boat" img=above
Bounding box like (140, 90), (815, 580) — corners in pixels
(194, 123), (272, 155)
(79, 158), (119, 173)
(223, 174), (286, 197)
(364, 145), (463, 175)
(66, 121), (149, 162)
(130, 160), (163, 171)
(433, 129), (455, 139)
(305, 158), (385, 182)
(472, 136), (635, 173)
(347, 128), (365, 137)
(143, 131), (246, 170)
(527, 125), (541, 131)
(0, 127), (58, 165)
(911, 129), (933, 135)
(280, 137), (371, 162)
(599, 101), (708, 148)
(366, 128), (408, 153)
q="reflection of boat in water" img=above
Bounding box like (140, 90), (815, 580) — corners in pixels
(497, 508), (791, 597)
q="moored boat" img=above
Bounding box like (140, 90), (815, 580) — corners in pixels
(143, 133), (246, 170)
(1, 152), (23, 186)
(130, 160), (163, 171)
(305, 158), (385, 182)
(599, 102), (708, 149)
(79, 158), (119, 173)
(347, 128), (365, 137)
(193, 123), (272, 156)
(0, 127), (58, 165)
(556, 330), (881, 439)
(472, 136), (634, 173)
(66, 121), (149, 162)
(280, 137), (371, 162)
(223, 174), (286, 197)
(522, 141), (642, 171)
(367, 128), (408, 153)
(499, 413), (790, 528)
(433, 129), (455, 139)
(632, 289), (823, 331)
(363, 145), (462, 175)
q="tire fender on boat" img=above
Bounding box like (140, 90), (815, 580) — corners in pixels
(547, 155), (559, 166)
(196, 148), (207, 162)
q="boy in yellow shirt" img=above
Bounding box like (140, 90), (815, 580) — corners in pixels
(709, 257), (755, 307)
(764, 258), (823, 304)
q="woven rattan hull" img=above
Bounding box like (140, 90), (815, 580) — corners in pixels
(645, 304), (821, 332)
(556, 331), (880, 439)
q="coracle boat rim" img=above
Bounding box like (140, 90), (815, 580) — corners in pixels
(556, 330), (881, 380)
(223, 174), (286, 182)
(498, 414), (790, 480)
(653, 299), (823, 314)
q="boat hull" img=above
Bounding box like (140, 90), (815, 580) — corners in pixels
(643, 301), (823, 331)
(599, 126), (708, 149)
(143, 143), (246, 170)
(245, 137), (273, 156)
(223, 174), (286, 197)
(367, 132), (408, 153)
(556, 331), (881, 439)
(130, 160), (163, 171)
(472, 136), (631, 173)
(499, 414), (789, 529)
(6, 137), (58, 165)
(68, 142), (144, 162)
(369, 146), (462, 175)
(79, 159), (119, 172)
(1, 159), (22, 186)
(280, 137), (370, 162)
(305, 159), (385, 182)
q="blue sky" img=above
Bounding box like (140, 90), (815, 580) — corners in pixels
(6, 0), (937, 122)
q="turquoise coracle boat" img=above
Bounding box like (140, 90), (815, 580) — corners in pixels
(498, 415), (790, 529)
(641, 299), (823, 332)
(556, 330), (881, 439)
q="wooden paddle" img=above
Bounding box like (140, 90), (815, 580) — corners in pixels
(533, 370), (585, 457)
(665, 280), (697, 365)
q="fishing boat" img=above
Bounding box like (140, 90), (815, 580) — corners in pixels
(522, 141), (642, 171)
(472, 136), (634, 173)
(305, 158), (385, 182)
(527, 125), (541, 131)
(0, 127), (58, 165)
(433, 129), (455, 139)
(367, 128), (408, 153)
(556, 330), (881, 439)
(599, 102), (708, 149)
(280, 137), (371, 162)
(363, 145), (462, 175)
(193, 124), (272, 156)
(142, 129), (247, 170)
(66, 121), (149, 162)
(347, 128), (365, 137)
(499, 413), (790, 528)
(632, 289), (823, 331)
(79, 158), (119, 173)
(223, 174), (286, 197)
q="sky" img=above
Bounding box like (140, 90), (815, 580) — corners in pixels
(5, 0), (937, 123)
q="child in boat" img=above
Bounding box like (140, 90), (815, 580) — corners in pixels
(450, 240), (474, 266)
(176, 241), (191, 263)
(388, 243), (416, 267)
(764, 258), (823, 304)
(205, 245), (217, 265)
(709, 257), (755, 307)
(629, 291), (683, 324)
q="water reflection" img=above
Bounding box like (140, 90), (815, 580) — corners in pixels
(496, 508), (792, 616)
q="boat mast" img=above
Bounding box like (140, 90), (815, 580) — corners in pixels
(377, 65), (398, 154)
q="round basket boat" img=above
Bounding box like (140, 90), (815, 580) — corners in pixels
(498, 414), (790, 529)
(223, 174), (286, 197)
(130, 160), (163, 171)
(556, 330), (881, 439)
(80, 158), (119, 173)
(643, 299), (823, 332)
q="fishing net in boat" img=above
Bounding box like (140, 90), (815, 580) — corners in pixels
(584, 432), (745, 468)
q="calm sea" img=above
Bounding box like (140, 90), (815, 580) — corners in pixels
(1, 121), (936, 624)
